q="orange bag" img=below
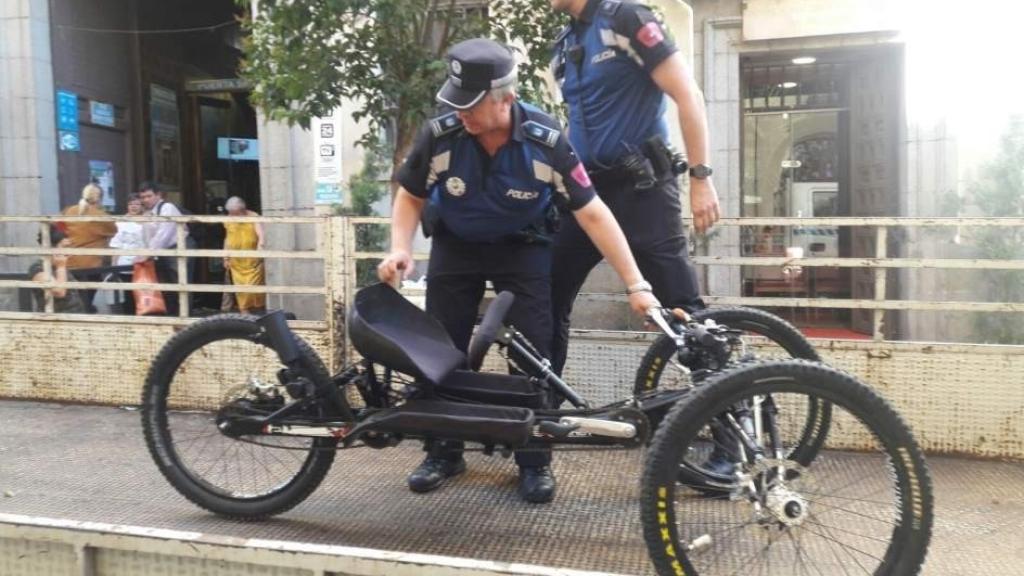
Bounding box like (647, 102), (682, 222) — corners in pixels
(133, 260), (167, 316)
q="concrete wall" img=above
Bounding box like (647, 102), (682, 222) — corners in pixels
(48, 0), (136, 210)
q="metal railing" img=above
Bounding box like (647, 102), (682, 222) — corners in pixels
(0, 214), (332, 330)
(5, 214), (1024, 343)
(346, 215), (1024, 342)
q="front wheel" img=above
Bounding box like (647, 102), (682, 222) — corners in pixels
(641, 360), (933, 576)
(141, 314), (338, 520)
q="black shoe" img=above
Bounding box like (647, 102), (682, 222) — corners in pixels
(518, 466), (556, 503)
(703, 450), (738, 478)
(407, 457), (466, 493)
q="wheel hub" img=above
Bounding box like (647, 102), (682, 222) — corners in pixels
(765, 485), (809, 527)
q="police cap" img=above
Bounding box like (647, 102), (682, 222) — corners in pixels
(436, 38), (517, 110)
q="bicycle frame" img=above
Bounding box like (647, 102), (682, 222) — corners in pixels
(215, 307), (735, 454)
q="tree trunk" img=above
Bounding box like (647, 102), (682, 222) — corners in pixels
(389, 117), (418, 199)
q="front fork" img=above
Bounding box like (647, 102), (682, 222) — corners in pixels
(257, 310), (355, 422)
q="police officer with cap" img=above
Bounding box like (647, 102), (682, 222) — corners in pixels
(549, 0), (721, 377)
(378, 38), (659, 503)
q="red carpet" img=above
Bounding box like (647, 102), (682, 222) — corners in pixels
(800, 327), (872, 340)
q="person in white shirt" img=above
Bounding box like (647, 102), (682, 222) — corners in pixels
(110, 194), (145, 266)
(137, 182), (192, 316)
(108, 194), (146, 313)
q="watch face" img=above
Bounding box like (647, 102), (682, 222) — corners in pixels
(691, 164), (713, 179)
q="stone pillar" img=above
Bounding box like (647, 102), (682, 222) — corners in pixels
(0, 0), (59, 308)
(697, 15), (743, 299)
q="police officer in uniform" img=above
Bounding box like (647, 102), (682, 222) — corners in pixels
(549, 0), (722, 377)
(378, 38), (659, 503)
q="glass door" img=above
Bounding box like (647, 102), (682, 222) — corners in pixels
(741, 110), (848, 326)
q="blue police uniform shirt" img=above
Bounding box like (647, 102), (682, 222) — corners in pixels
(397, 102), (596, 243)
(553, 0), (678, 168)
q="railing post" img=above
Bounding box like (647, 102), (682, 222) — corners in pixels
(39, 222), (54, 313)
(873, 226), (887, 341)
(343, 217), (359, 365)
(176, 223), (189, 318)
(326, 216), (350, 370)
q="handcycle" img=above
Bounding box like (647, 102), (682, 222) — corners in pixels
(142, 282), (933, 575)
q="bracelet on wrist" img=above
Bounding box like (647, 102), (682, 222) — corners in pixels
(626, 280), (653, 295)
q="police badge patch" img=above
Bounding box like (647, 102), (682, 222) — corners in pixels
(446, 176), (467, 196)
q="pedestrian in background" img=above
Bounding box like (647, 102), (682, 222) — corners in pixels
(222, 196), (266, 314)
(60, 183), (116, 312)
(109, 193), (146, 313)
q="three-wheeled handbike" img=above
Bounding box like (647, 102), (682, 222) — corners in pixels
(142, 282), (933, 575)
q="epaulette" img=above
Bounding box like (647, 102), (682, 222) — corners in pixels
(554, 24), (572, 45)
(522, 120), (559, 148)
(430, 112), (463, 138)
(599, 0), (623, 17)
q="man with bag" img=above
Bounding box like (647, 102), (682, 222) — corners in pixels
(137, 182), (194, 316)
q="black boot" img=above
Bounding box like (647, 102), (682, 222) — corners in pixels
(407, 456), (466, 493)
(518, 466), (556, 503)
(704, 420), (741, 478)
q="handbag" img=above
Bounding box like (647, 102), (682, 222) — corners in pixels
(133, 260), (167, 316)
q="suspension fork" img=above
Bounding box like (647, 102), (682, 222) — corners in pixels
(258, 310), (355, 422)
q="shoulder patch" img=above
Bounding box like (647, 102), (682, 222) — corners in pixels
(430, 112), (463, 138)
(599, 0), (622, 16)
(522, 120), (559, 148)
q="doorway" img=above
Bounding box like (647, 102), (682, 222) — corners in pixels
(184, 90), (261, 311)
(741, 109), (852, 328)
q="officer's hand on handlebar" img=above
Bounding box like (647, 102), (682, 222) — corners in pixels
(629, 291), (661, 318)
(377, 251), (413, 287)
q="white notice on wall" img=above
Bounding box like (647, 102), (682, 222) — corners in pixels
(312, 111), (344, 205)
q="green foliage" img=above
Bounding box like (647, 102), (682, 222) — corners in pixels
(239, 0), (566, 172)
(966, 116), (1024, 344)
(334, 151), (390, 286)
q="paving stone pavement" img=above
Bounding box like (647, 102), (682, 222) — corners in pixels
(0, 400), (1022, 575)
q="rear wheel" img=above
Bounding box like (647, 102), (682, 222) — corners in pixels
(141, 314), (337, 520)
(642, 360), (933, 576)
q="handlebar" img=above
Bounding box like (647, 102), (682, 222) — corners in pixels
(646, 306), (726, 348)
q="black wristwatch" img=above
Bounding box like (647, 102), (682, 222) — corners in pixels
(689, 164), (713, 180)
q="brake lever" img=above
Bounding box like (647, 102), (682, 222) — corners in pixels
(646, 307), (686, 347)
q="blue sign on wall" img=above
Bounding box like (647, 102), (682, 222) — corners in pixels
(56, 90), (80, 152)
(90, 100), (115, 128)
(56, 90), (79, 132)
(59, 131), (80, 152)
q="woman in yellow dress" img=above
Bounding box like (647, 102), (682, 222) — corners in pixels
(222, 196), (266, 314)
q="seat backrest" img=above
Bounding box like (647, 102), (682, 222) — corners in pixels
(348, 283), (466, 385)
(466, 291), (516, 371)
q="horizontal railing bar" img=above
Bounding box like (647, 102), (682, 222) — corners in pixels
(0, 280), (327, 295)
(352, 252), (1024, 271)
(577, 292), (1024, 312)
(352, 250), (429, 260)
(704, 296), (1024, 312)
(0, 247), (323, 259)
(0, 311), (328, 329)
(344, 216), (1024, 227)
(697, 217), (1024, 227)
(0, 215), (324, 223)
(691, 256), (1024, 270)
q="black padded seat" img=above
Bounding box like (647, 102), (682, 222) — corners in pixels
(436, 370), (545, 408)
(348, 283), (466, 385)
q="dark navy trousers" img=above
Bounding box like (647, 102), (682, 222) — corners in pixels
(425, 232), (553, 468)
